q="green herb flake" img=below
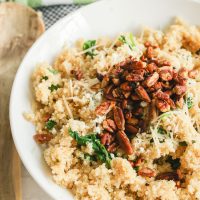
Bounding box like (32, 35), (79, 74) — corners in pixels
(48, 68), (59, 75)
(41, 76), (48, 81)
(48, 84), (60, 92)
(166, 156), (180, 170)
(69, 129), (111, 167)
(84, 154), (97, 161)
(119, 33), (136, 50)
(83, 40), (97, 58)
(179, 141), (187, 147)
(185, 96), (193, 109)
(133, 166), (139, 172)
(157, 126), (167, 135)
(46, 120), (56, 130)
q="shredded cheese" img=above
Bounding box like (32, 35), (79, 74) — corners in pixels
(62, 96), (73, 119)
(75, 44), (103, 56)
(68, 79), (73, 97)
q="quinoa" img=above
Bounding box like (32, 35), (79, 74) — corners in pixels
(26, 18), (200, 199)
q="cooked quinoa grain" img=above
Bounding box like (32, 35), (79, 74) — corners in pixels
(27, 18), (200, 199)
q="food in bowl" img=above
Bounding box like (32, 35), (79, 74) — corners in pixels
(25, 18), (200, 199)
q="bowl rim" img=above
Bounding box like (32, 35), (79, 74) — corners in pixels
(9, 0), (200, 199)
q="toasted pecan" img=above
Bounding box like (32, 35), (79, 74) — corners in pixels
(135, 86), (151, 103)
(34, 133), (53, 144)
(113, 107), (125, 130)
(138, 167), (156, 177)
(116, 130), (133, 155)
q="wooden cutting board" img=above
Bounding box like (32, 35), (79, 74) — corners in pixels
(0, 3), (45, 200)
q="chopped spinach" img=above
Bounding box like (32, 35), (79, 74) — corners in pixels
(179, 141), (187, 147)
(41, 76), (48, 81)
(185, 96), (193, 109)
(119, 33), (136, 50)
(46, 120), (56, 130)
(84, 153), (97, 161)
(69, 129), (112, 167)
(157, 126), (168, 135)
(83, 40), (97, 58)
(133, 166), (139, 172)
(48, 84), (60, 92)
(48, 68), (59, 75)
(166, 156), (180, 170)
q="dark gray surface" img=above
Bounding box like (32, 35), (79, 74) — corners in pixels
(37, 5), (82, 29)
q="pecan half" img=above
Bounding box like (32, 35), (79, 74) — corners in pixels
(95, 101), (115, 115)
(120, 82), (132, 91)
(135, 86), (151, 103)
(125, 124), (138, 135)
(146, 46), (154, 58)
(173, 72), (187, 85)
(145, 72), (159, 87)
(173, 85), (187, 96)
(107, 143), (118, 153)
(100, 132), (115, 146)
(155, 172), (179, 181)
(156, 99), (170, 112)
(102, 119), (117, 133)
(132, 69), (145, 76)
(149, 82), (162, 92)
(159, 69), (173, 81)
(113, 106), (125, 130)
(116, 130), (133, 155)
(155, 90), (169, 100)
(126, 73), (144, 82)
(129, 60), (146, 70)
(138, 167), (156, 177)
(146, 63), (157, 73)
(34, 133), (53, 144)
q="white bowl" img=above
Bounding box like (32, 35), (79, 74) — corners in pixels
(9, 0), (200, 199)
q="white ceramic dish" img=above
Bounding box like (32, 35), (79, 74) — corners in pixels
(9, 0), (200, 199)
